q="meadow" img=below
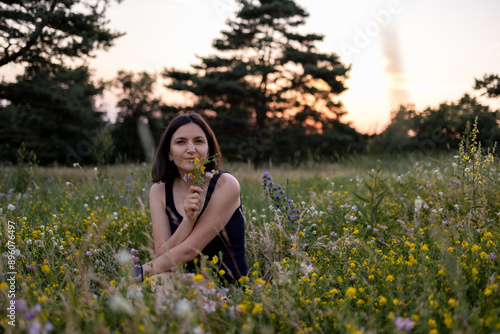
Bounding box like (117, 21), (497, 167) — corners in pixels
(1, 132), (500, 333)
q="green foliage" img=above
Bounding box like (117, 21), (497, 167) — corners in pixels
(109, 71), (172, 163)
(352, 160), (397, 235)
(0, 0), (125, 166)
(1, 150), (500, 333)
(0, 66), (106, 165)
(456, 117), (497, 231)
(373, 94), (500, 154)
(475, 73), (500, 98)
(0, 0), (124, 69)
(13, 142), (39, 192)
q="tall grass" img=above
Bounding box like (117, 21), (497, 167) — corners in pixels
(1, 144), (499, 333)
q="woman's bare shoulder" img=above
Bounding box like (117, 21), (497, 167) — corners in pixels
(150, 182), (166, 196)
(217, 172), (240, 191)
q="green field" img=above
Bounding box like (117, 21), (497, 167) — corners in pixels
(1, 146), (500, 333)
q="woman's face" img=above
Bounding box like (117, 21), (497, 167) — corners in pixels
(169, 122), (209, 174)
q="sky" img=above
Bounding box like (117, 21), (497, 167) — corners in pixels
(5, 0), (500, 134)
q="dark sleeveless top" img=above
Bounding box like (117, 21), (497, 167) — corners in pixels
(165, 172), (247, 284)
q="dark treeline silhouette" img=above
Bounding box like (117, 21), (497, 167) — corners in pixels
(371, 93), (500, 155)
(1, 0), (499, 166)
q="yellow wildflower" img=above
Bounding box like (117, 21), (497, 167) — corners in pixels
(252, 303), (263, 314)
(345, 287), (356, 298)
(386, 275), (395, 282)
(237, 304), (247, 313)
(444, 316), (453, 328)
(448, 298), (457, 307)
(41, 265), (50, 273)
(255, 278), (266, 285)
(471, 244), (481, 252)
(193, 274), (203, 282)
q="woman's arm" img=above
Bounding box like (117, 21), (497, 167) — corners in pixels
(149, 183), (172, 256)
(143, 173), (241, 275)
(155, 185), (203, 255)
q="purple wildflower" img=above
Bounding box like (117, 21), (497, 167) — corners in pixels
(394, 317), (415, 331)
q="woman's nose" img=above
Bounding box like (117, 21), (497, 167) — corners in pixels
(187, 141), (195, 152)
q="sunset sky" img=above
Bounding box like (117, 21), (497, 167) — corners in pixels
(5, 0), (500, 134)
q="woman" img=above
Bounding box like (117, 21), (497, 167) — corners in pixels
(134, 112), (247, 285)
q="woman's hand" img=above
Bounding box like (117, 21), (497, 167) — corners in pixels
(184, 186), (203, 223)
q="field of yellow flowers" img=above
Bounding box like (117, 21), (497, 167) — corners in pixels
(1, 139), (500, 333)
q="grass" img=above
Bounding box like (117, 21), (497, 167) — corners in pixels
(1, 146), (500, 333)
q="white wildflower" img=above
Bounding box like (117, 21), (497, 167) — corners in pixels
(115, 249), (132, 265)
(175, 298), (193, 316)
(109, 293), (134, 315)
(126, 285), (143, 299)
(202, 300), (217, 313)
(7, 204), (15, 211)
(414, 197), (423, 210)
(300, 262), (314, 275)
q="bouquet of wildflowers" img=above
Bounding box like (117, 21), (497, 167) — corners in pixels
(182, 153), (220, 191)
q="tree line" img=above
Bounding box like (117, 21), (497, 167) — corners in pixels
(1, 0), (499, 167)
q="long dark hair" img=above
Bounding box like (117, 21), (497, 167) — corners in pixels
(151, 112), (222, 183)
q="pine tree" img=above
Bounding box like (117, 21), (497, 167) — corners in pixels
(0, 0), (123, 69)
(163, 0), (352, 165)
